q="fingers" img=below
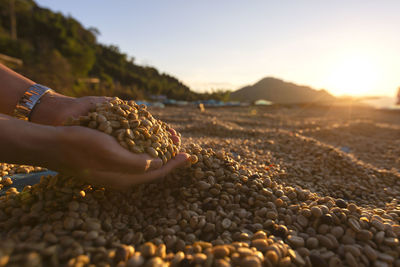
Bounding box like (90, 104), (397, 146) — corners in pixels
(104, 144), (162, 173)
(168, 128), (177, 136)
(168, 128), (181, 145)
(66, 119), (187, 188)
(69, 126), (162, 173)
(70, 126), (170, 173)
(89, 96), (112, 107)
(171, 135), (180, 145)
(92, 153), (190, 189)
(146, 157), (163, 171)
(76, 96), (112, 116)
(135, 152), (190, 183)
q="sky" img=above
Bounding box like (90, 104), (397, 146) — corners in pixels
(36, 0), (400, 97)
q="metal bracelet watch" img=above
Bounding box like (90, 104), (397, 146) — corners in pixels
(13, 84), (54, 121)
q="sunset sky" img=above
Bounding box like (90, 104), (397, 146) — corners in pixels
(36, 0), (400, 97)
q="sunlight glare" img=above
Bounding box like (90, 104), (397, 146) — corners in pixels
(324, 55), (381, 96)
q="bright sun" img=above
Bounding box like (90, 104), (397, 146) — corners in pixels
(324, 55), (381, 96)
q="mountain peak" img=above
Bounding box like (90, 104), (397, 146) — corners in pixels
(231, 77), (334, 104)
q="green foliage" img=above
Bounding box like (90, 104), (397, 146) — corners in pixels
(0, 0), (229, 101)
(203, 89), (231, 102)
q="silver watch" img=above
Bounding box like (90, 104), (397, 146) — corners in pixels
(14, 84), (53, 121)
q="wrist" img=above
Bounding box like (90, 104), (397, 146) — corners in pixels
(20, 124), (75, 171)
(29, 90), (76, 126)
(0, 114), (61, 168)
(26, 124), (61, 167)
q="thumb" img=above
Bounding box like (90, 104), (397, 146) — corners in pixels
(134, 152), (190, 183)
(89, 153), (190, 189)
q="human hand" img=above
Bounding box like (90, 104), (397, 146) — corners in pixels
(30, 93), (110, 126)
(57, 96), (111, 125)
(51, 125), (189, 189)
(30, 94), (182, 146)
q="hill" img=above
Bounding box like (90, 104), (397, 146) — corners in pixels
(0, 0), (223, 101)
(231, 77), (335, 104)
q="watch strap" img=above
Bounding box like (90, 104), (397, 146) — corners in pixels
(14, 84), (53, 121)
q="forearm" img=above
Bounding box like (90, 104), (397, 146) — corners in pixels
(0, 113), (59, 167)
(0, 63), (35, 116)
(0, 63), (77, 125)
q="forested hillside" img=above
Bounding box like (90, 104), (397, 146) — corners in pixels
(0, 0), (230, 100)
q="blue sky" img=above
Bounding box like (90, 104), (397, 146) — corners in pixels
(36, 0), (400, 96)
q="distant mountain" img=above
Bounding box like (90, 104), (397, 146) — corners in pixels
(231, 77), (335, 104)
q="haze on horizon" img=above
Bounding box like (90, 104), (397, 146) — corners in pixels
(36, 0), (400, 97)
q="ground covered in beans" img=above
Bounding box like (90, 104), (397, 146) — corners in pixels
(0, 105), (399, 267)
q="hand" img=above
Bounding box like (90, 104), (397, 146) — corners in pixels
(31, 93), (182, 146)
(62, 96), (182, 146)
(30, 93), (110, 126)
(57, 96), (111, 125)
(52, 126), (189, 189)
(30, 92), (184, 182)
